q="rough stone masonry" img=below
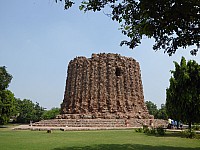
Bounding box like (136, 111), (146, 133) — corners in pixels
(61, 53), (152, 119)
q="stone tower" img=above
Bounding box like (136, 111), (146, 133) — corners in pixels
(61, 53), (150, 119)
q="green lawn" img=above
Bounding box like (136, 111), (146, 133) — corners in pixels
(0, 125), (200, 150)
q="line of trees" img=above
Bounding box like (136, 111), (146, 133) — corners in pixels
(13, 99), (45, 123)
(0, 66), (60, 125)
(12, 98), (60, 123)
(13, 98), (60, 124)
(145, 101), (168, 120)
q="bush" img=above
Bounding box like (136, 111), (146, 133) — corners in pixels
(143, 125), (150, 133)
(192, 125), (200, 131)
(149, 128), (156, 135)
(141, 125), (166, 136)
(182, 129), (196, 139)
(142, 125), (156, 135)
(156, 126), (166, 136)
(41, 107), (60, 120)
(135, 128), (143, 133)
(136, 125), (166, 136)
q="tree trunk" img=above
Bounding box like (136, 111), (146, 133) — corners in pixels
(188, 121), (192, 130)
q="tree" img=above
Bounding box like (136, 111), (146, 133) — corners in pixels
(155, 104), (168, 120)
(166, 57), (200, 129)
(15, 99), (45, 123)
(42, 107), (60, 120)
(0, 90), (15, 125)
(57, 0), (200, 56)
(0, 66), (12, 91)
(145, 101), (158, 116)
(34, 102), (45, 122)
(0, 66), (15, 125)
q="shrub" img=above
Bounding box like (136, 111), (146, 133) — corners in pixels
(149, 128), (156, 135)
(142, 125), (157, 135)
(139, 125), (166, 136)
(156, 126), (166, 136)
(182, 129), (196, 139)
(192, 125), (200, 131)
(143, 125), (150, 133)
(135, 128), (143, 133)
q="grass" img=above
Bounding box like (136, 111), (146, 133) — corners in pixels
(0, 125), (200, 150)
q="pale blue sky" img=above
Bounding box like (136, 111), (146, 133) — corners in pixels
(0, 0), (199, 109)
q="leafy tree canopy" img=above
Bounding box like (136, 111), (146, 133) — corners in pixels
(0, 66), (14, 125)
(154, 104), (168, 120)
(57, 0), (200, 56)
(166, 57), (200, 129)
(145, 101), (158, 116)
(15, 99), (45, 123)
(145, 101), (168, 120)
(42, 107), (61, 120)
(0, 90), (15, 125)
(0, 66), (12, 91)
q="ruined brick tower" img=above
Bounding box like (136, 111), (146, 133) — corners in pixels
(61, 53), (150, 119)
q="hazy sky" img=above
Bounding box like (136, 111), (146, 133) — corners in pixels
(0, 0), (199, 109)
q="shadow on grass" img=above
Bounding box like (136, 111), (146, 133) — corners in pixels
(53, 144), (200, 150)
(144, 131), (200, 139)
(144, 132), (183, 138)
(0, 126), (8, 128)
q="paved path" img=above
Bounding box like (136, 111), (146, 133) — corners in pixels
(13, 125), (138, 131)
(13, 125), (200, 133)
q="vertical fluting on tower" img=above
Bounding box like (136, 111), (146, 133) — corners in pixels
(61, 53), (150, 119)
